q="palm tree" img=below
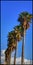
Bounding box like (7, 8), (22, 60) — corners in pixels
(5, 31), (13, 64)
(18, 12), (32, 64)
(14, 26), (22, 65)
(5, 42), (16, 64)
(7, 31), (17, 65)
(5, 48), (9, 64)
(7, 31), (14, 64)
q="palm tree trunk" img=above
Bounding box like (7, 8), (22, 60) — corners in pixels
(8, 53), (11, 64)
(14, 42), (17, 65)
(5, 53), (8, 64)
(10, 49), (12, 65)
(21, 27), (26, 64)
(8, 48), (12, 65)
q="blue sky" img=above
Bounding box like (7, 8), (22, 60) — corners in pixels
(1, 1), (32, 60)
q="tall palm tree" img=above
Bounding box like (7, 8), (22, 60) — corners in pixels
(14, 26), (23, 65)
(5, 42), (16, 64)
(18, 12), (32, 64)
(7, 31), (17, 64)
(7, 31), (15, 64)
(5, 48), (9, 64)
(10, 30), (17, 65)
(5, 31), (13, 64)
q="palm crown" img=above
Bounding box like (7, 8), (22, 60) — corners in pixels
(18, 12), (32, 29)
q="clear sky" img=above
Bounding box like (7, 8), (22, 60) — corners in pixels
(1, 1), (32, 60)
